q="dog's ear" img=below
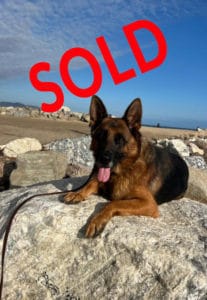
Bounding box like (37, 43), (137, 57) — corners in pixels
(123, 98), (142, 130)
(90, 95), (108, 132)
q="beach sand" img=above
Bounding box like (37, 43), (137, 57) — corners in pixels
(0, 115), (205, 145)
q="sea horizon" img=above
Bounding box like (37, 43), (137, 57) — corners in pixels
(0, 100), (206, 131)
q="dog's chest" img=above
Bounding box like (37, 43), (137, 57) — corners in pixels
(98, 159), (150, 200)
(99, 173), (137, 200)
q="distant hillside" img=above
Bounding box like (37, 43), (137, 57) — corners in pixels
(0, 101), (38, 108)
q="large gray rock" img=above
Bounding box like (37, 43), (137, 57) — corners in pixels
(3, 138), (42, 158)
(44, 136), (94, 167)
(10, 151), (68, 187)
(184, 155), (207, 169)
(0, 178), (206, 299)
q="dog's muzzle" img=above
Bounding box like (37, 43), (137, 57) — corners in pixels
(96, 151), (113, 182)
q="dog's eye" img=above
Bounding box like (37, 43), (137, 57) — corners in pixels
(114, 133), (126, 146)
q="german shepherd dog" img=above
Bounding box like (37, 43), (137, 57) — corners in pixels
(64, 95), (189, 237)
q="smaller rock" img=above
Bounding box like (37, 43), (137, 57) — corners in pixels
(188, 142), (204, 155)
(5, 106), (14, 111)
(10, 151), (68, 187)
(13, 107), (30, 118)
(156, 139), (169, 148)
(3, 138), (42, 158)
(189, 138), (196, 142)
(81, 113), (90, 122)
(70, 112), (83, 120)
(168, 139), (190, 157)
(59, 106), (71, 114)
(194, 139), (207, 151)
(30, 109), (40, 118)
(186, 167), (207, 204)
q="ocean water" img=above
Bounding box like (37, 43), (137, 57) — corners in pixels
(142, 118), (207, 131)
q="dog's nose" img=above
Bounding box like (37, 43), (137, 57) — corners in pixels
(103, 151), (111, 160)
(101, 150), (112, 165)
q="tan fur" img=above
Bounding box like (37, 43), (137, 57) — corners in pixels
(64, 120), (159, 237)
(64, 96), (188, 237)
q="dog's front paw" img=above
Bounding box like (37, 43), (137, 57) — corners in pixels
(85, 211), (110, 238)
(64, 191), (85, 204)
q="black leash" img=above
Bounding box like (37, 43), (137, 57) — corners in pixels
(0, 190), (68, 300)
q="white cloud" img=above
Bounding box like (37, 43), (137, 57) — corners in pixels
(0, 0), (205, 78)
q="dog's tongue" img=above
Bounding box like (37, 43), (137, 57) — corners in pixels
(98, 168), (111, 182)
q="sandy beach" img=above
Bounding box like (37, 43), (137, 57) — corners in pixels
(0, 115), (205, 145)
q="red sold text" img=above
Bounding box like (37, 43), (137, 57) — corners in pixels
(29, 20), (167, 113)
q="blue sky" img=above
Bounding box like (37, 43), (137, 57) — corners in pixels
(0, 0), (207, 129)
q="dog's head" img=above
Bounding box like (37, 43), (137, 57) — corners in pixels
(89, 95), (142, 182)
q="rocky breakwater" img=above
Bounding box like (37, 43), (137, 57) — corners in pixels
(0, 135), (207, 204)
(0, 105), (90, 122)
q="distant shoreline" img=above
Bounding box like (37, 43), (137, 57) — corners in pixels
(0, 102), (206, 131)
(142, 123), (197, 132)
(0, 114), (206, 145)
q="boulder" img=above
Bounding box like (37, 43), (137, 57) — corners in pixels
(188, 142), (204, 155)
(186, 167), (207, 204)
(3, 138), (42, 158)
(59, 106), (71, 114)
(156, 138), (169, 147)
(194, 139), (207, 164)
(12, 107), (30, 118)
(194, 139), (207, 151)
(81, 113), (90, 123)
(43, 136), (94, 167)
(168, 139), (190, 157)
(0, 179), (206, 299)
(5, 106), (14, 111)
(30, 109), (40, 118)
(10, 151), (68, 187)
(70, 111), (84, 120)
